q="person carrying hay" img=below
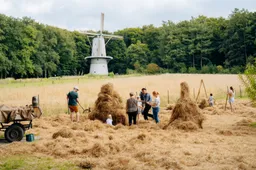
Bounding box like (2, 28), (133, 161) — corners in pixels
(67, 86), (80, 122)
(126, 92), (138, 126)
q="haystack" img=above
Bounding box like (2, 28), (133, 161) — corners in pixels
(88, 83), (127, 125)
(164, 82), (204, 130)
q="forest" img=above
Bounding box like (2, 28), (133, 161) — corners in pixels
(0, 8), (256, 78)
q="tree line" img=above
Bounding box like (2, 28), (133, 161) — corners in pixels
(0, 8), (256, 79)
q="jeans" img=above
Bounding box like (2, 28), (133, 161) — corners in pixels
(127, 111), (138, 126)
(152, 107), (160, 123)
(143, 103), (153, 120)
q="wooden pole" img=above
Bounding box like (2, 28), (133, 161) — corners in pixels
(240, 85), (242, 98)
(202, 80), (208, 98)
(224, 86), (229, 111)
(193, 88), (195, 99)
(196, 80), (202, 102)
(168, 90), (170, 104)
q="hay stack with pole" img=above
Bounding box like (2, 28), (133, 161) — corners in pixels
(88, 83), (127, 125)
(164, 82), (205, 130)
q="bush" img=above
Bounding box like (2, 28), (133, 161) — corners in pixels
(188, 67), (197, 73)
(201, 65), (210, 74)
(126, 69), (137, 75)
(146, 63), (160, 74)
(108, 72), (114, 78)
(230, 66), (244, 74)
(216, 65), (223, 73)
(239, 62), (256, 101)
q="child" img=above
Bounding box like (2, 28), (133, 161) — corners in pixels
(106, 114), (113, 125)
(208, 93), (214, 107)
(137, 96), (143, 121)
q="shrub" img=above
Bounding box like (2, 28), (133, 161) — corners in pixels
(188, 67), (197, 73)
(126, 69), (137, 75)
(146, 63), (160, 74)
(108, 72), (114, 78)
(216, 65), (223, 73)
(201, 65), (210, 74)
(239, 62), (256, 101)
(230, 66), (244, 74)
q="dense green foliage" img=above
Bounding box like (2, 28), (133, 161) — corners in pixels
(239, 60), (256, 101)
(0, 9), (256, 78)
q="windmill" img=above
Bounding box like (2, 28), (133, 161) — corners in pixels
(80, 13), (123, 75)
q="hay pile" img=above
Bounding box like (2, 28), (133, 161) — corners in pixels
(164, 82), (204, 130)
(199, 99), (208, 109)
(88, 83), (127, 125)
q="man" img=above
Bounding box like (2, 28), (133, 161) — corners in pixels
(67, 86), (80, 122)
(141, 88), (153, 120)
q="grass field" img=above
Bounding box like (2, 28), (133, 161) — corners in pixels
(1, 74), (255, 170)
(0, 74), (245, 115)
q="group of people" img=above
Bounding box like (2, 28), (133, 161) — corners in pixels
(126, 88), (160, 126)
(208, 86), (235, 111)
(66, 85), (235, 124)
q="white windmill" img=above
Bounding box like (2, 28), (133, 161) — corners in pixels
(80, 13), (123, 75)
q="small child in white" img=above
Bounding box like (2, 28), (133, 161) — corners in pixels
(208, 93), (214, 107)
(106, 114), (113, 125)
(137, 96), (143, 121)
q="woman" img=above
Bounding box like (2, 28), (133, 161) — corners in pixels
(228, 86), (235, 112)
(126, 92), (138, 126)
(149, 91), (160, 123)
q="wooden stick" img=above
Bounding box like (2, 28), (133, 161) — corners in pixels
(240, 85), (242, 98)
(196, 80), (202, 102)
(168, 90), (170, 104)
(193, 88), (195, 99)
(202, 79), (208, 98)
(224, 86), (229, 111)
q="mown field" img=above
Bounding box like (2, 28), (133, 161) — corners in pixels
(0, 74), (256, 170)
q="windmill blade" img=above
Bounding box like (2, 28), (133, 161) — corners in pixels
(102, 34), (123, 39)
(101, 13), (104, 35)
(79, 31), (100, 36)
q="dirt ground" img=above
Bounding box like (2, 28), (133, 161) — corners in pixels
(0, 99), (256, 170)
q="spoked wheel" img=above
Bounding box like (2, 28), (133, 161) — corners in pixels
(4, 124), (24, 143)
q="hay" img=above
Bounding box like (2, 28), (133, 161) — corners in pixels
(52, 128), (73, 139)
(164, 82), (204, 130)
(88, 83), (127, 125)
(199, 99), (208, 109)
(166, 104), (174, 110)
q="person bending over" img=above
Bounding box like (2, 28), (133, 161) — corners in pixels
(67, 86), (80, 122)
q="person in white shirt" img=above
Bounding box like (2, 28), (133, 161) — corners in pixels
(228, 86), (235, 112)
(149, 91), (160, 124)
(106, 114), (113, 125)
(208, 93), (214, 107)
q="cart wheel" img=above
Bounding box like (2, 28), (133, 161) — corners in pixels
(4, 124), (25, 143)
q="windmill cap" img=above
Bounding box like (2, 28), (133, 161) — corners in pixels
(74, 86), (79, 91)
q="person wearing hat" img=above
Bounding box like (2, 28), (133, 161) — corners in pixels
(141, 88), (153, 120)
(67, 86), (80, 122)
(126, 92), (138, 126)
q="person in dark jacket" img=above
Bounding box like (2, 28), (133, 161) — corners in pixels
(126, 92), (138, 126)
(141, 88), (153, 120)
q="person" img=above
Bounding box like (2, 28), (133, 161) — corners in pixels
(208, 93), (214, 107)
(149, 91), (160, 123)
(136, 96), (143, 121)
(141, 88), (153, 120)
(106, 114), (113, 125)
(228, 86), (235, 112)
(139, 90), (145, 113)
(67, 86), (80, 122)
(126, 92), (138, 126)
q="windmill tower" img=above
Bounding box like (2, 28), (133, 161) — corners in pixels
(81, 13), (123, 75)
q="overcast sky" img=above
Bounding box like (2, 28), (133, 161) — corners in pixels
(0, 0), (255, 32)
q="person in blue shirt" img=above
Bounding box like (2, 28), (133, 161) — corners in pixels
(141, 88), (153, 120)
